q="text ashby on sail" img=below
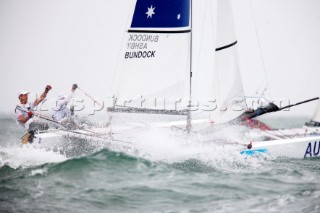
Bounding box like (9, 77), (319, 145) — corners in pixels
(125, 34), (158, 59)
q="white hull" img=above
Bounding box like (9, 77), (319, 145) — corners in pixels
(27, 128), (113, 157)
(241, 136), (320, 158)
(32, 129), (110, 146)
(26, 122), (320, 159)
(28, 126), (138, 158)
(241, 127), (320, 158)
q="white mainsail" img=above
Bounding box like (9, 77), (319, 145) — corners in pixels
(113, 0), (191, 112)
(111, 0), (247, 127)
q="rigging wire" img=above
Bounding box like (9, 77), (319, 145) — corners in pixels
(110, 1), (136, 99)
(230, 1), (247, 112)
(80, 0), (108, 72)
(214, 0), (222, 111)
(248, 0), (289, 130)
(210, 0), (219, 121)
(108, 1), (136, 125)
(194, 0), (210, 99)
(268, 0), (319, 87)
(254, 0), (320, 98)
(298, 50), (320, 100)
(249, 0), (271, 99)
(237, 0), (268, 143)
(254, 0), (319, 128)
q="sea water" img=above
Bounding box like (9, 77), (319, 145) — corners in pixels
(0, 113), (320, 213)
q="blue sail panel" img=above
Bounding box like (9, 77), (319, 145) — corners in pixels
(130, 0), (190, 29)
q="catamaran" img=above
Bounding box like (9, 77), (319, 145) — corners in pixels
(25, 0), (320, 159)
(107, 0), (320, 159)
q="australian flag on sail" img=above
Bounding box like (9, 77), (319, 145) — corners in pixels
(130, 0), (190, 30)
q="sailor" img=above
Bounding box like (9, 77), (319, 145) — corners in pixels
(15, 85), (52, 132)
(52, 84), (78, 126)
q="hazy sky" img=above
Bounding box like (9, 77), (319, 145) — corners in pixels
(1, 0), (320, 118)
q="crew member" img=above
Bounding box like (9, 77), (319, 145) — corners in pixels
(15, 85), (52, 131)
(52, 84), (78, 124)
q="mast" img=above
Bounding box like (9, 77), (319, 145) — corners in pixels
(186, 0), (192, 133)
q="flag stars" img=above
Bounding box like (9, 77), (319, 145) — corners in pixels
(177, 13), (181, 20)
(146, 5), (155, 18)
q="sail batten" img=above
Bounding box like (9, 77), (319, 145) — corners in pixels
(215, 40), (237, 51)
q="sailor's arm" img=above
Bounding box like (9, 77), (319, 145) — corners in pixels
(61, 84), (78, 105)
(34, 85), (52, 106)
(18, 111), (33, 124)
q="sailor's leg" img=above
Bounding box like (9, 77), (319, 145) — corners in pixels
(21, 130), (35, 144)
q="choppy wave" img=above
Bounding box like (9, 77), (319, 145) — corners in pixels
(0, 123), (272, 173)
(1, 115), (320, 212)
(0, 146), (67, 169)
